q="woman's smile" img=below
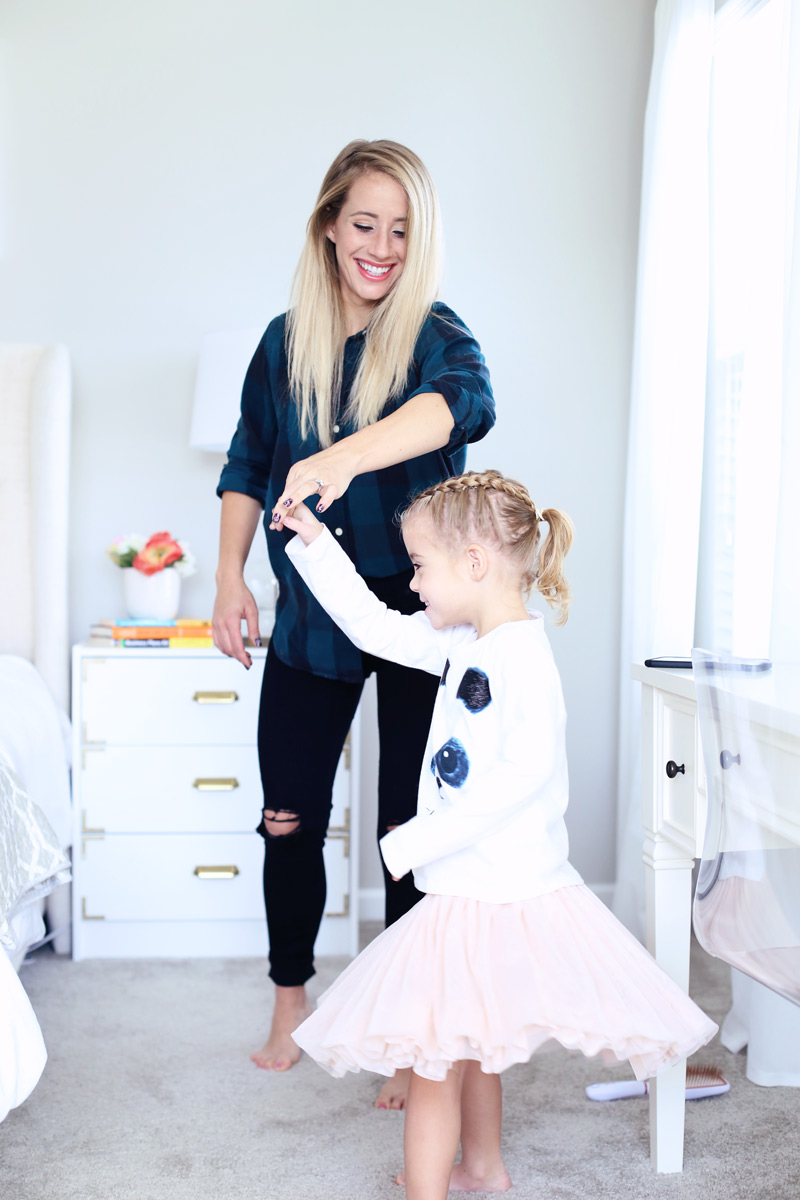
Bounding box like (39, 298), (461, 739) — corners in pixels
(355, 259), (395, 279)
(327, 172), (408, 332)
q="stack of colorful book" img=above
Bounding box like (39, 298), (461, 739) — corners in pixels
(88, 618), (214, 648)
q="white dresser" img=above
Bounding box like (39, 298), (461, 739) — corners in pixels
(71, 644), (359, 960)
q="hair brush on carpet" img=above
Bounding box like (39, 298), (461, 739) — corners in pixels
(585, 1065), (730, 1101)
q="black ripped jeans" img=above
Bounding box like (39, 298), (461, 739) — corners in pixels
(256, 574), (439, 986)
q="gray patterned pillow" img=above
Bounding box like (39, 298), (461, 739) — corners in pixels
(0, 758), (70, 951)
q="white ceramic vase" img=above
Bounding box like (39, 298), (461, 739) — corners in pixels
(122, 567), (181, 620)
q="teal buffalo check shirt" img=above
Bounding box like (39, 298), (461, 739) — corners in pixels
(217, 301), (495, 681)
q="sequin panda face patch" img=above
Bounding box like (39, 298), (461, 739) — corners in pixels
(430, 668), (493, 791)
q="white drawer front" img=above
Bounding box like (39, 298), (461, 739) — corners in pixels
(81, 657), (262, 745)
(79, 745), (352, 834)
(79, 833), (264, 920)
(78, 831), (350, 923)
(659, 697), (698, 852)
(79, 746), (263, 832)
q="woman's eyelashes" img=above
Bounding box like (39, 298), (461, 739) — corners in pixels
(353, 223), (405, 238)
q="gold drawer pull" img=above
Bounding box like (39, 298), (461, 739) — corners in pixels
(193, 865), (240, 880)
(193, 690), (239, 704)
(192, 778), (240, 792)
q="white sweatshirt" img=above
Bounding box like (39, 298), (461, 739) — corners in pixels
(286, 528), (582, 903)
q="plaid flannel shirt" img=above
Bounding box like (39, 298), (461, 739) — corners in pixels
(217, 301), (495, 681)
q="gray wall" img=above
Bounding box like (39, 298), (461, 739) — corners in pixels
(0, 0), (654, 896)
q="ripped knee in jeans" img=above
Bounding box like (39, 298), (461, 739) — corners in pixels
(262, 808), (301, 838)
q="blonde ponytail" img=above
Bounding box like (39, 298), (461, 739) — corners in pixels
(534, 508), (574, 625)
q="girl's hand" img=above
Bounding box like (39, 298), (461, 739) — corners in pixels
(212, 576), (261, 669)
(269, 444), (356, 529)
(282, 501), (323, 546)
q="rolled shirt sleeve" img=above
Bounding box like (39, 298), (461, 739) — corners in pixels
(407, 305), (495, 454)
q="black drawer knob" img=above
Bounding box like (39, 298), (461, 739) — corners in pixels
(666, 760), (685, 779)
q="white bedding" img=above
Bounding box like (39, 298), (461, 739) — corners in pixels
(0, 757), (69, 1123)
(0, 343), (72, 1122)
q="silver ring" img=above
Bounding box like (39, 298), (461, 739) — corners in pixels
(312, 478), (325, 494)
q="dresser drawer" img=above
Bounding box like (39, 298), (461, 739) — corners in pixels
(79, 744), (352, 833)
(79, 746), (262, 832)
(77, 831), (350, 922)
(80, 656), (262, 745)
(654, 693), (700, 854)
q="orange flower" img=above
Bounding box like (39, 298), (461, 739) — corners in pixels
(132, 532), (183, 575)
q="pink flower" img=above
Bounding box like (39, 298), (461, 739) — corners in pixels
(132, 532), (184, 575)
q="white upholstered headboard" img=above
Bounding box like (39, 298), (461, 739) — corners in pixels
(0, 345), (71, 711)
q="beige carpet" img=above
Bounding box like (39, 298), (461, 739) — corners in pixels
(1, 932), (799, 1200)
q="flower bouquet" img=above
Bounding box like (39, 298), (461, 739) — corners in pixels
(106, 532), (197, 577)
(107, 532), (197, 620)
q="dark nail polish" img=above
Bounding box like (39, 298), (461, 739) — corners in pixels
(316, 504), (324, 513)
(272, 512), (281, 523)
(282, 498), (293, 507)
(255, 638), (262, 647)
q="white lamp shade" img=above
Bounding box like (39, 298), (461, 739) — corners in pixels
(190, 328), (264, 452)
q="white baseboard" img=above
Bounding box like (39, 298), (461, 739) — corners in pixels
(358, 881), (614, 922)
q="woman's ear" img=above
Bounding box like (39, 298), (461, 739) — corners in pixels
(326, 224), (337, 244)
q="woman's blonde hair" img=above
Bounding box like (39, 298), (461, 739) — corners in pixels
(401, 470), (574, 624)
(287, 139), (443, 446)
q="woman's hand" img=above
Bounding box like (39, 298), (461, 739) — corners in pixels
(269, 444), (357, 529)
(282, 501), (324, 546)
(212, 575), (261, 669)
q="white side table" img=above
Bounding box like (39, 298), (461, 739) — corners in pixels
(71, 644), (359, 960)
(632, 661), (800, 1171)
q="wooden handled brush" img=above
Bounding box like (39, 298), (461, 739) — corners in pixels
(585, 1065), (730, 1101)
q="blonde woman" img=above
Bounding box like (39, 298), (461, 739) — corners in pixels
(212, 140), (495, 1108)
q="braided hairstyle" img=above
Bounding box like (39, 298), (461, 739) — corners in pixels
(400, 469), (573, 624)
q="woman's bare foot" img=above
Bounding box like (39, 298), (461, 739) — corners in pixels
(375, 1067), (411, 1110)
(394, 1162), (511, 1192)
(250, 984), (312, 1072)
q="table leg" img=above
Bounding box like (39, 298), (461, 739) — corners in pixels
(644, 838), (694, 1172)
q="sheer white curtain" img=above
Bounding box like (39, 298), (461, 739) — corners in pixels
(616, 0), (800, 934)
(614, 0), (715, 934)
(696, 0), (800, 660)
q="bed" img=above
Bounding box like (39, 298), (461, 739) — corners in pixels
(0, 343), (73, 1121)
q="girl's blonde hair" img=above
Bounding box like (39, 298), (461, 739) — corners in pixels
(287, 139), (442, 446)
(401, 469), (574, 624)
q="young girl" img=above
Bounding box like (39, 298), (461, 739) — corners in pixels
(282, 469), (717, 1199)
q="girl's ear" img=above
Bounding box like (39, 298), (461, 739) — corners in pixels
(326, 224), (337, 244)
(466, 544), (489, 581)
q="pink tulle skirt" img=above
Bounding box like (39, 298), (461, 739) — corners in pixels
(292, 884), (718, 1082)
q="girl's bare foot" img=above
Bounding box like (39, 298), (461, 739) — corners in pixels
(250, 984), (312, 1072)
(394, 1163), (512, 1192)
(375, 1067), (411, 1110)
